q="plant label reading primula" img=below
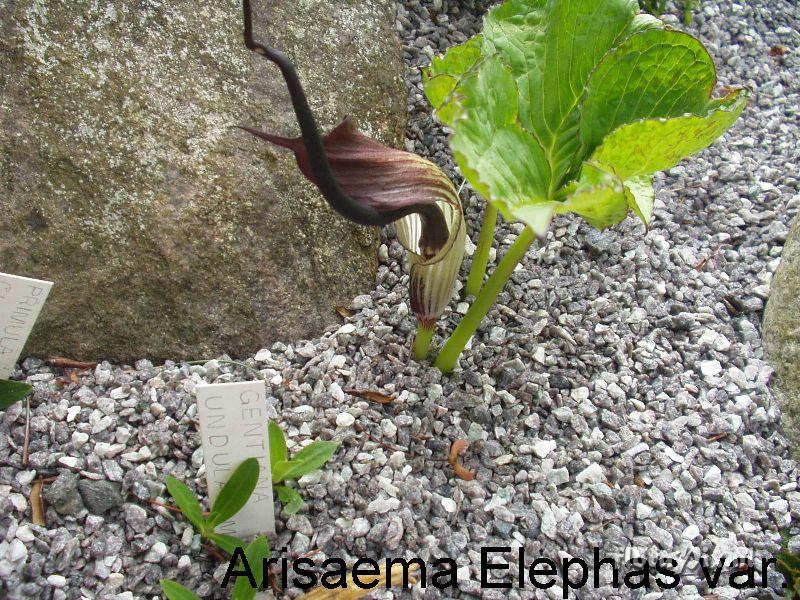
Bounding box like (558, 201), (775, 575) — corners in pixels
(196, 381), (275, 536)
(0, 272), (53, 379)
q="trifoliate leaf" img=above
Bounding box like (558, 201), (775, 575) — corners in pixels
(423, 0), (745, 235)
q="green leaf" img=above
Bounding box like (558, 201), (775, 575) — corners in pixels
(232, 536), (270, 600)
(423, 35), (485, 126)
(590, 91), (748, 180)
(448, 56), (551, 233)
(275, 485), (304, 515)
(275, 440), (339, 482)
(580, 29), (717, 153)
(555, 163), (629, 230)
(160, 579), (201, 600)
(482, 0), (638, 188)
(164, 475), (206, 533)
(425, 0), (744, 238)
(206, 457), (261, 529)
(621, 13), (664, 39)
(268, 420), (288, 476)
(624, 176), (656, 226)
(206, 532), (246, 555)
(270, 460), (293, 485)
(0, 379), (32, 410)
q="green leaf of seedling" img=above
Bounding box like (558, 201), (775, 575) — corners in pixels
(232, 536), (270, 600)
(280, 441), (339, 481)
(207, 532), (247, 555)
(160, 579), (201, 600)
(0, 379), (32, 410)
(165, 475), (206, 533)
(268, 420), (288, 473)
(271, 460), (292, 486)
(275, 485), (304, 515)
(206, 457), (261, 529)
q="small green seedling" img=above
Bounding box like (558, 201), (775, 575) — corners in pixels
(0, 379), (32, 410)
(269, 420), (339, 515)
(164, 457), (260, 554)
(778, 536), (800, 598)
(161, 535), (270, 600)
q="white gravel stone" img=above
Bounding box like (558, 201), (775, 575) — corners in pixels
(441, 497), (458, 513)
(336, 412), (355, 427)
(47, 575), (67, 588)
(532, 439), (557, 458)
(575, 463), (605, 484)
(700, 360), (723, 378)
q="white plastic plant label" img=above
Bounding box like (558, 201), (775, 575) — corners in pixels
(196, 380), (275, 537)
(0, 272), (53, 379)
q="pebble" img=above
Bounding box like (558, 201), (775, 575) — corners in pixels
(336, 412), (355, 427)
(532, 439), (557, 458)
(575, 463), (605, 484)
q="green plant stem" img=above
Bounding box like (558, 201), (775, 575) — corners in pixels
(412, 323), (435, 361)
(464, 204), (498, 298)
(683, 0), (693, 25)
(434, 227), (537, 374)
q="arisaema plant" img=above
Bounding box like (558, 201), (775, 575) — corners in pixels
(423, 0), (746, 372)
(238, 0), (745, 373)
(238, 0), (464, 361)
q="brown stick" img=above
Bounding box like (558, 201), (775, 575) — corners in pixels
(46, 357), (98, 370)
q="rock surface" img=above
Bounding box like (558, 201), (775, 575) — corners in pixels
(764, 215), (800, 455)
(0, 0), (405, 362)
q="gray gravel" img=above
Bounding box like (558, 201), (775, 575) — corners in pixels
(1, 0), (799, 599)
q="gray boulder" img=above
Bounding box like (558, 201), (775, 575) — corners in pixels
(0, 0), (405, 362)
(763, 215), (800, 455)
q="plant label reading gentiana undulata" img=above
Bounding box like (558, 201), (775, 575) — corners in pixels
(0, 272), (53, 379)
(196, 380), (275, 537)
